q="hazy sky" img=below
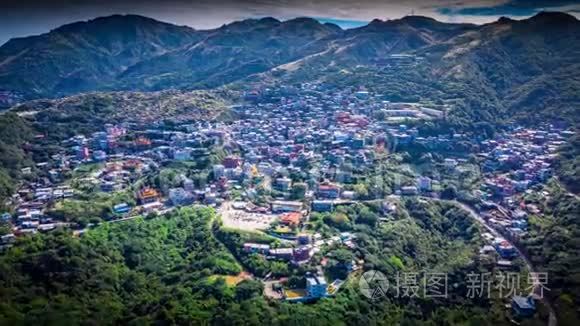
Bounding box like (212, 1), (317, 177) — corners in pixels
(2, 0), (580, 45)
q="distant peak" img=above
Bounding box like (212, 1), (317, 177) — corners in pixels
(497, 16), (514, 24)
(323, 22), (343, 32)
(368, 15), (444, 28)
(53, 14), (170, 33)
(528, 11), (578, 24)
(259, 17), (281, 25)
(401, 15), (438, 23)
(285, 17), (320, 25)
(282, 17), (341, 33)
(224, 16), (281, 30)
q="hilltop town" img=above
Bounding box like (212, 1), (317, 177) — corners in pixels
(0, 83), (574, 320)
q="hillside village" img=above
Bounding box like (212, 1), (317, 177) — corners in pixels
(0, 84), (574, 313)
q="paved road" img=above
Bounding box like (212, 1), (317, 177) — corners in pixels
(432, 198), (557, 326)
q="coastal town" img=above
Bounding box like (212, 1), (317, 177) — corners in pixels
(0, 84), (574, 314)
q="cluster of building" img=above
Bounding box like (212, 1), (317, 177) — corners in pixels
(476, 125), (573, 242)
(244, 231), (358, 301)
(243, 231), (357, 267)
(2, 181), (75, 240)
(1, 83), (574, 318)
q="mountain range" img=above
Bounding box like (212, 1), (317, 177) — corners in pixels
(0, 12), (579, 124)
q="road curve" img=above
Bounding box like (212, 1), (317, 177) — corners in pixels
(431, 198), (557, 326)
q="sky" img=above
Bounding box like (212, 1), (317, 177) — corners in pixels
(1, 0), (580, 45)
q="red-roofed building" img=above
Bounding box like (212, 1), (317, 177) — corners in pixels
(280, 212), (301, 227)
(317, 183), (341, 199)
(138, 187), (159, 204)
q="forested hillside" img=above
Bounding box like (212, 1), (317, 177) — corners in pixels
(523, 181), (580, 324)
(0, 15), (201, 97)
(0, 113), (34, 208)
(0, 203), (518, 325)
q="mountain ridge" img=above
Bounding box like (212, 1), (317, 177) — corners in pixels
(0, 11), (579, 125)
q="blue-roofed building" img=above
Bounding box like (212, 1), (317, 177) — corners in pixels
(306, 276), (328, 299)
(312, 200), (334, 212)
(113, 203), (131, 214)
(1, 213), (11, 221)
(511, 295), (536, 318)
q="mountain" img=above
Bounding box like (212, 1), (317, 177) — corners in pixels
(0, 12), (579, 125)
(116, 17), (341, 90)
(255, 12), (580, 126)
(0, 15), (201, 97)
(337, 16), (476, 61)
(426, 11), (580, 122)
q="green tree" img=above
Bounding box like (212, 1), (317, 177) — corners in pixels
(235, 280), (264, 301)
(290, 182), (307, 200)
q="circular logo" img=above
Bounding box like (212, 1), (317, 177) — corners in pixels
(359, 270), (389, 300)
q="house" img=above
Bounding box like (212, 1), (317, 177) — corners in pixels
(232, 201), (247, 210)
(293, 246), (311, 263)
(169, 188), (194, 206)
(494, 240), (517, 259)
(444, 158), (458, 169)
(341, 191), (356, 200)
(113, 203), (131, 214)
(138, 187), (160, 204)
(173, 148), (193, 161)
(1, 233), (16, 244)
(243, 243), (270, 254)
(223, 156), (242, 169)
(270, 248), (294, 260)
(101, 181), (116, 192)
(480, 245), (496, 255)
(355, 91), (369, 100)
(183, 178), (195, 192)
(317, 184), (340, 199)
(21, 221), (39, 229)
(312, 200), (334, 212)
(204, 192), (217, 205)
(401, 186), (418, 196)
(417, 177), (432, 191)
(497, 260), (516, 270)
(271, 200), (302, 213)
(382, 201), (397, 214)
(297, 233), (311, 245)
(275, 177), (292, 192)
(93, 150), (107, 161)
(38, 224), (56, 232)
(306, 276), (328, 298)
(335, 170), (353, 183)
(142, 201), (163, 213)
(280, 212), (301, 227)
(511, 295), (536, 318)
(1, 213), (11, 221)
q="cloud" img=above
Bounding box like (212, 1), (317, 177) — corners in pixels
(437, 0), (580, 17)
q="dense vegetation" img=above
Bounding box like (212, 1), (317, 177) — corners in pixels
(554, 132), (580, 194)
(0, 207), (244, 324)
(524, 181), (580, 324)
(12, 89), (231, 137)
(0, 113), (34, 208)
(1, 201), (536, 325)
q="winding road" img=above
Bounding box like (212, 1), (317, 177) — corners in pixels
(433, 198), (557, 326)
